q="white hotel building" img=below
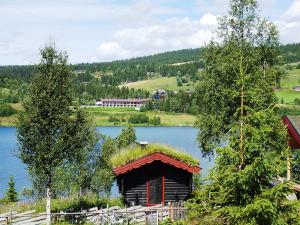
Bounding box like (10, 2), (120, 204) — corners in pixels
(95, 99), (149, 108)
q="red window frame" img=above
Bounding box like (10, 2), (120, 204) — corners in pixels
(146, 176), (164, 206)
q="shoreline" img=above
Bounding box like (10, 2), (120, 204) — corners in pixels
(0, 124), (195, 128)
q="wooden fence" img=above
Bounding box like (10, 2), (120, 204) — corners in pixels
(0, 201), (186, 225)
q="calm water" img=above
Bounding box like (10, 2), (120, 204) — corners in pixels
(0, 126), (214, 198)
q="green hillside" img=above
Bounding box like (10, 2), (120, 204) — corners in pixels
(119, 77), (196, 92)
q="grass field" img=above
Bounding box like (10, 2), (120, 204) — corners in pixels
(275, 69), (300, 103)
(85, 106), (196, 126)
(119, 77), (196, 92)
(0, 106), (196, 127)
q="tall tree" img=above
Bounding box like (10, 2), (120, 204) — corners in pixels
(117, 126), (137, 149)
(17, 44), (97, 225)
(191, 0), (299, 224)
(5, 176), (18, 202)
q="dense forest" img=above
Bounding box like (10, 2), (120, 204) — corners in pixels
(1, 43), (299, 82)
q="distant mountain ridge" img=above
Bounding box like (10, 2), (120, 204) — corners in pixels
(0, 43), (300, 83)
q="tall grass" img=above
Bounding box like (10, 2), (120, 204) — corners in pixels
(0, 194), (123, 213)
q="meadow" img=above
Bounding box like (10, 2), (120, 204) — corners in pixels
(0, 106), (196, 127)
(119, 76), (196, 92)
(85, 106), (196, 126)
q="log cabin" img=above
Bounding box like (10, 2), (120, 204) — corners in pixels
(112, 143), (201, 206)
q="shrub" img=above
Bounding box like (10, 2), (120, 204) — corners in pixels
(0, 103), (16, 116)
(128, 114), (149, 124)
(150, 116), (161, 125)
(294, 98), (300, 105)
(108, 115), (120, 123)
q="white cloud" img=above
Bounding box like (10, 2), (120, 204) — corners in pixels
(96, 42), (131, 61)
(276, 0), (300, 43)
(199, 14), (218, 26)
(95, 14), (218, 61)
(0, 0), (298, 64)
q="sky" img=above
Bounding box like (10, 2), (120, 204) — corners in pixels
(0, 0), (299, 65)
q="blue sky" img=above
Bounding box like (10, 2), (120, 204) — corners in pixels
(0, 0), (299, 65)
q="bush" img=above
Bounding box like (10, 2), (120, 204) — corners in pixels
(128, 114), (149, 124)
(294, 98), (300, 105)
(108, 115), (120, 123)
(0, 103), (16, 116)
(150, 116), (161, 125)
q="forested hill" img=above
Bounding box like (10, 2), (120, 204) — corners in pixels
(0, 43), (300, 84)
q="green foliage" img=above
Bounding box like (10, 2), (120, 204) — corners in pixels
(91, 127), (137, 195)
(0, 102), (16, 116)
(294, 98), (300, 105)
(108, 115), (120, 123)
(5, 176), (18, 202)
(111, 143), (199, 168)
(159, 219), (187, 225)
(117, 126), (137, 149)
(150, 116), (161, 125)
(128, 114), (149, 124)
(17, 45), (98, 201)
(149, 91), (197, 114)
(0, 195), (123, 213)
(192, 0), (300, 224)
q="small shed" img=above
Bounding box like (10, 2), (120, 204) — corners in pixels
(112, 144), (200, 206)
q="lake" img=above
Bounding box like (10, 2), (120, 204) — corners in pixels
(0, 126), (214, 198)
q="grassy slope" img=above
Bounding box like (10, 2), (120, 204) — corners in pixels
(276, 69), (300, 103)
(119, 77), (196, 92)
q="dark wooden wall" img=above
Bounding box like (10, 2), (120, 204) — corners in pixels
(116, 161), (193, 206)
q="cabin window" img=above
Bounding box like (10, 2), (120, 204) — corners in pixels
(146, 176), (164, 205)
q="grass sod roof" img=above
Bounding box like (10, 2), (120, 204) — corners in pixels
(111, 143), (199, 168)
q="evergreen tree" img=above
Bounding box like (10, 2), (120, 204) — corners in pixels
(190, 0), (300, 224)
(17, 44), (97, 225)
(117, 126), (137, 149)
(5, 176), (18, 202)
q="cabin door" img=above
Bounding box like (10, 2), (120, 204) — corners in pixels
(147, 176), (164, 205)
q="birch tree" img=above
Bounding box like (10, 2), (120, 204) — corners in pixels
(17, 44), (97, 225)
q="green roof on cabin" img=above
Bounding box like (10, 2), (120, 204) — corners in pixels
(111, 143), (199, 168)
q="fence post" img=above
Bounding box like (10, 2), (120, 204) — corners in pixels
(133, 203), (135, 223)
(5, 216), (9, 225)
(95, 208), (99, 225)
(107, 203), (109, 225)
(161, 204), (163, 221)
(9, 209), (12, 224)
(156, 210), (159, 225)
(169, 202), (173, 221)
(125, 205), (129, 225)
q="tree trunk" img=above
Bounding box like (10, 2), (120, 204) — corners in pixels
(239, 54), (245, 169)
(287, 156), (291, 180)
(46, 187), (52, 225)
